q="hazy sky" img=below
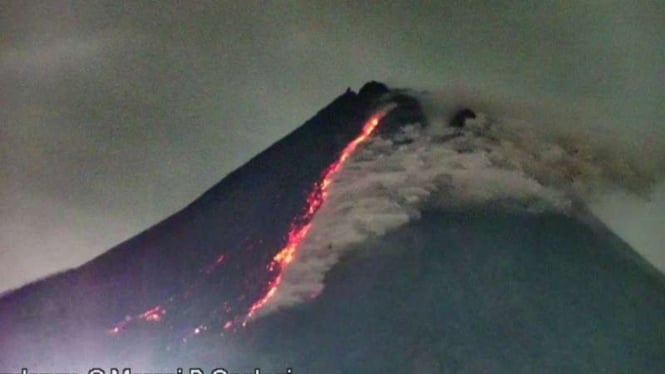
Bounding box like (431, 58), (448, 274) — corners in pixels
(1, 1), (664, 293)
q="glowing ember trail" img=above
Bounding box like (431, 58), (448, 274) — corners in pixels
(242, 107), (394, 323)
(108, 105), (396, 337)
(141, 305), (166, 322)
(108, 304), (166, 335)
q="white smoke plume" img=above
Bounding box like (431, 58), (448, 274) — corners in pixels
(255, 89), (664, 317)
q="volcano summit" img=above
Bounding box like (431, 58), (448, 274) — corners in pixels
(1, 82), (663, 373)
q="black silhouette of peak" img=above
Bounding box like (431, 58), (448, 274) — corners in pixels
(1, 82), (663, 373)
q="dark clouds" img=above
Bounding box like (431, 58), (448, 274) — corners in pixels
(1, 1), (664, 292)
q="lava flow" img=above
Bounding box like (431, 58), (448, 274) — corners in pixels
(108, 304), (166, 334)
(241, 106), (395, 324)
(108, 106), (394, 337)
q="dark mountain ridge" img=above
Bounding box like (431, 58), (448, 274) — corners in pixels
(0, 81), (421, 369)
(1, 81), (663, 373)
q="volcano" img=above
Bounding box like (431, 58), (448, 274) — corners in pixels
(1, 82), (664, 373)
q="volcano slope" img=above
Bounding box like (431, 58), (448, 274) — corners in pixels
(1, 82), (664, 373)
(204, 208), (665, 373)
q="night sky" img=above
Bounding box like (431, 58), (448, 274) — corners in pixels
(1, 1), (664, 293)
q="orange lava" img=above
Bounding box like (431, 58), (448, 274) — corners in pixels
(109, 107), (394, 336)
(108, 304), (166, 334)
(141, 305), (166, 322)
(242, 110), (390, 323)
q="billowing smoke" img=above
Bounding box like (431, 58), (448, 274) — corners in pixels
(418, 84), (665, 196)
(253, 89), (665, 317)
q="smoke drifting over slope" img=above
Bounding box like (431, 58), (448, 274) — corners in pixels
(258, 90), (665, 316)
(2, 82), (663, 372)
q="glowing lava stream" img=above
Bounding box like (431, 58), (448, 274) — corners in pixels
(109, 106), (396, 336)
(242, 105), (396, 324)
(109, 304), (166, 334)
